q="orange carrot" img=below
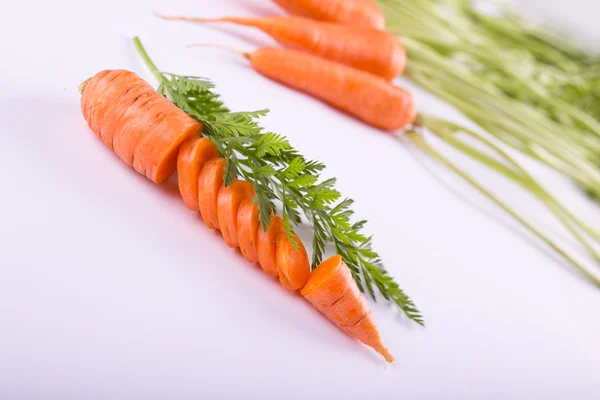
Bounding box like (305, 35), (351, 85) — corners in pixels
(272, 0), (385, 30)
(177, 137), (220, 210)
(198, 158), (227, 229)
(80, 68), (396, 363)
(301, 255), (395, 362)
(236, 199), (261, 263)
(256, 215), (285, 276)
(80, 69), (201, 183)
(276, 233), (311, 292)
(217, 180), (256, 248)
(205, 47), (416, 131)
(158, 13), (405, 81)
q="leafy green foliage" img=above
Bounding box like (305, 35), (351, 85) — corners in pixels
(381, 0), (600, 199)
(133, 37), (423, 325)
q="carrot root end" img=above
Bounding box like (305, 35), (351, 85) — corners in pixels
(374, 343), (395, 363)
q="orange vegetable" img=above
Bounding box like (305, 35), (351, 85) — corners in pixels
(80, 69), (394, 362)
(302, 255), (394, 362)
(217, 180), (256, 248)
(236, 199), (261, 263)
(158, 13), (405, 81)
(177, 137), (220, 211)
(272, 0), (385, 30)
(198, 158), (227, 229)
(80, 69), (201, 183)
(213, 47), (416, 131)
(276, 233), (311, 292)
(256, 215), (285, 276)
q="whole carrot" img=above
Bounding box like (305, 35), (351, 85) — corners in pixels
(196, 46), (416, 131)
(156, 13), (405, 81)
(272, 0), (385, 30)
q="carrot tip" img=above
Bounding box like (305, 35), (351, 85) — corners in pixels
(374, 343), (395, 363)
(78, 78), (91, 94)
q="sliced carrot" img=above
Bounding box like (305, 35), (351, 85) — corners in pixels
(217, 180), (256, 248)
(323, 280), (368, 327)
(256, 215), (285, 276)
(80, 67), (397, 363)
(236, 199), (261, 263)
(302, 255), (394, 362)
(198, 158), (227, 229)
(276, 233), (311, 292)
(81, 69), (201, 183)
(177, 137), (220, 210)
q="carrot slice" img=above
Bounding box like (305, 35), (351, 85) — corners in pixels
(217, 180), (256, 248)
(300, 255), (348, 311)
(198, 158), (227, 229)
(256, 215), (284, 276)
(237, 199), (260, 262)
(177, 138), (220, 210)
(133, 109), (202, 183)
(276, 233), (311, 292)
(114, 97), (169, 167)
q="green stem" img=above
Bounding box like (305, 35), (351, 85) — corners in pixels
(132, 36), (165, 83)
(425, 116), (600, 253)
(406, 132), (600, 287)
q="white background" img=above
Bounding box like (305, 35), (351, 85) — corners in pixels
(1, 0), (600, 399)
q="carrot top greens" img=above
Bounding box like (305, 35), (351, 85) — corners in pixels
(133, 37), (423, 325)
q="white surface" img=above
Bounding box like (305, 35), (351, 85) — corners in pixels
(1, 1), (599, 399)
